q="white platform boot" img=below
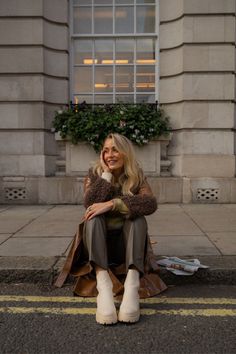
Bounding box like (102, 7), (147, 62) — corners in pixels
(118, 269), (140, 323)
(96, 270), (117, 325)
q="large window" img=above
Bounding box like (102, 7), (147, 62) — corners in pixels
(71, 0), (158, 104)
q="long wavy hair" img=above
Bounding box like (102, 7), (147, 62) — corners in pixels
(93, 133), (144, 195)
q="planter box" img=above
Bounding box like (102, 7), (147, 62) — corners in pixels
(55, 133), (172, 177)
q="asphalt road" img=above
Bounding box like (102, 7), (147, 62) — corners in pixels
(0, 283), (235, 354)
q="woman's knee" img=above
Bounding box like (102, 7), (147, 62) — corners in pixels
(124, 216), (147, 233)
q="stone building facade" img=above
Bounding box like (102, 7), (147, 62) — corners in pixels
(0, 0), (235, 204)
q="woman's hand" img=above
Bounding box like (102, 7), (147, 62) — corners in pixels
(85, 201), (114, 220)
(100, 150), (111, 173)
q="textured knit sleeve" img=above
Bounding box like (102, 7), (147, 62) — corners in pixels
(83, 169), (115, 208)
(120, 178), (157, 219)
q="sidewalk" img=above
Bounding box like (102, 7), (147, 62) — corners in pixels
(0, 204), (236, 285)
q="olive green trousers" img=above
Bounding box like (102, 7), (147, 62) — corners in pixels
(83, 215), (147, 274)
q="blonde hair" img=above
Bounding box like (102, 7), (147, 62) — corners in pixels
(93, 133), (144, 195)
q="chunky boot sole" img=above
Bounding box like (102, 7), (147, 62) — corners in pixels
(96, 311), (118, 325)
(118, 310), (140, 323)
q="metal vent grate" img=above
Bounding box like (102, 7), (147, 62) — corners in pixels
(197, 188), (219, 201)
(5, 188), (27, 200)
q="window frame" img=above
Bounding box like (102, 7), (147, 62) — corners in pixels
(69, 0), (159, 104)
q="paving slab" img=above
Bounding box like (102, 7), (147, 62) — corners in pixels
(0, 237), (72, 257)
(0, 219), (34, 234)
(41, 205), (85, 221)
(151, 236), (220, 256)
(0, 234), (12, 244)
(0, 205), (52, 220)
(181, 205), (236, 232)
(206, 232), (236, 255)
(146, 210), (203, 236)
(13, 220), (78, 237)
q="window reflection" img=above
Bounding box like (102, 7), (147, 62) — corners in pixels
(136, 66), (155, 92)
(136, 5), (155, 33)
(115, 66), (134, 92)
(95, 66), (113, 92)
(94, 95), (113, 104)
(73, 7), (92, 34)
(115, 6), (134, 33)
(95, 40), (113, 64)
(136, 38), (155, 63)
(116, 39), (134, 64)
(94, 7), (113, 34)
(74, 67), (93, 93)
(115, 95), (134, 103)
(74, 40), (93, 65)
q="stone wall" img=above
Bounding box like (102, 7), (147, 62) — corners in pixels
(0, 0), (69, 177)
(159, 0), (236, 202)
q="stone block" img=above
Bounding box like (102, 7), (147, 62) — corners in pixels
(44, 77), (68, 104)
(168, 131), (234, 155)
(184, 16), (235, 43)
(38, 177), (84, 204)
(159, 0), (183, 22)
(0, 103), (44, 129)
(0, 155), (54, 176)
(44, 49), (68, 78)
(44, 132), (58, 155)
(0, 0), (42, 16)
(159, 76), (183, 104)
(148, 177), (183, 203)
(43, 0), (68, 23)
(0, 19), (43, 45)
(43, 21), (68, 51)
(0, 47), (43, 73)
(0, 178), (39, 204)
(160, 19), (183, 50)
(163, 102), (234, 130)
(183, 45), (234, 71)
(184, 0), (235, 14)
(183, 74), (234, 101)
(0, 76), (44, 101)
(160, 47), (183, 77)
(0, 131), (45, 155)
(182, 155), (235, 177)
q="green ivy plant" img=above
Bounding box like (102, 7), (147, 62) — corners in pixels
(52, 102), (170, 153)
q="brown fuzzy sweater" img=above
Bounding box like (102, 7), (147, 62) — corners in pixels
(84, 169), (157, 219)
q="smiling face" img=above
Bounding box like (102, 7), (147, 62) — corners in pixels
(102, 138), (124, 177)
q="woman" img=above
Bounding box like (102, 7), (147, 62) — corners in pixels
(55, 133), (167, 325)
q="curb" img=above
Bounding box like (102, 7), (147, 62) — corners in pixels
(0, 256), (236, 286)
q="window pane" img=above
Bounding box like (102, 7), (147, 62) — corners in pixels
(94, 0), (112, 4)
(95, 40), (113, 64)
(136, 65), (155, 92)
(94, 95), (113, 104)
(136, 5), (155, 33)
(74, 67), (93, 93)
(95, 66), (113, 92)
(116, 39), (134, 64)
(115, 6), (134, 33)
(115, 0), (134, 3)
(115, 66), (134, 92)
(73, 7), (92, 34)
(94, 7), (113, 34)
(115, 95), (134, 103)
(137, 0), (155, 3)
(136, 38), (156, 64)
(136, 94), (155, 103)
(74, 40), (93, 65)
(74, 95), (93, 104)
(73, 0), (91, 4)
